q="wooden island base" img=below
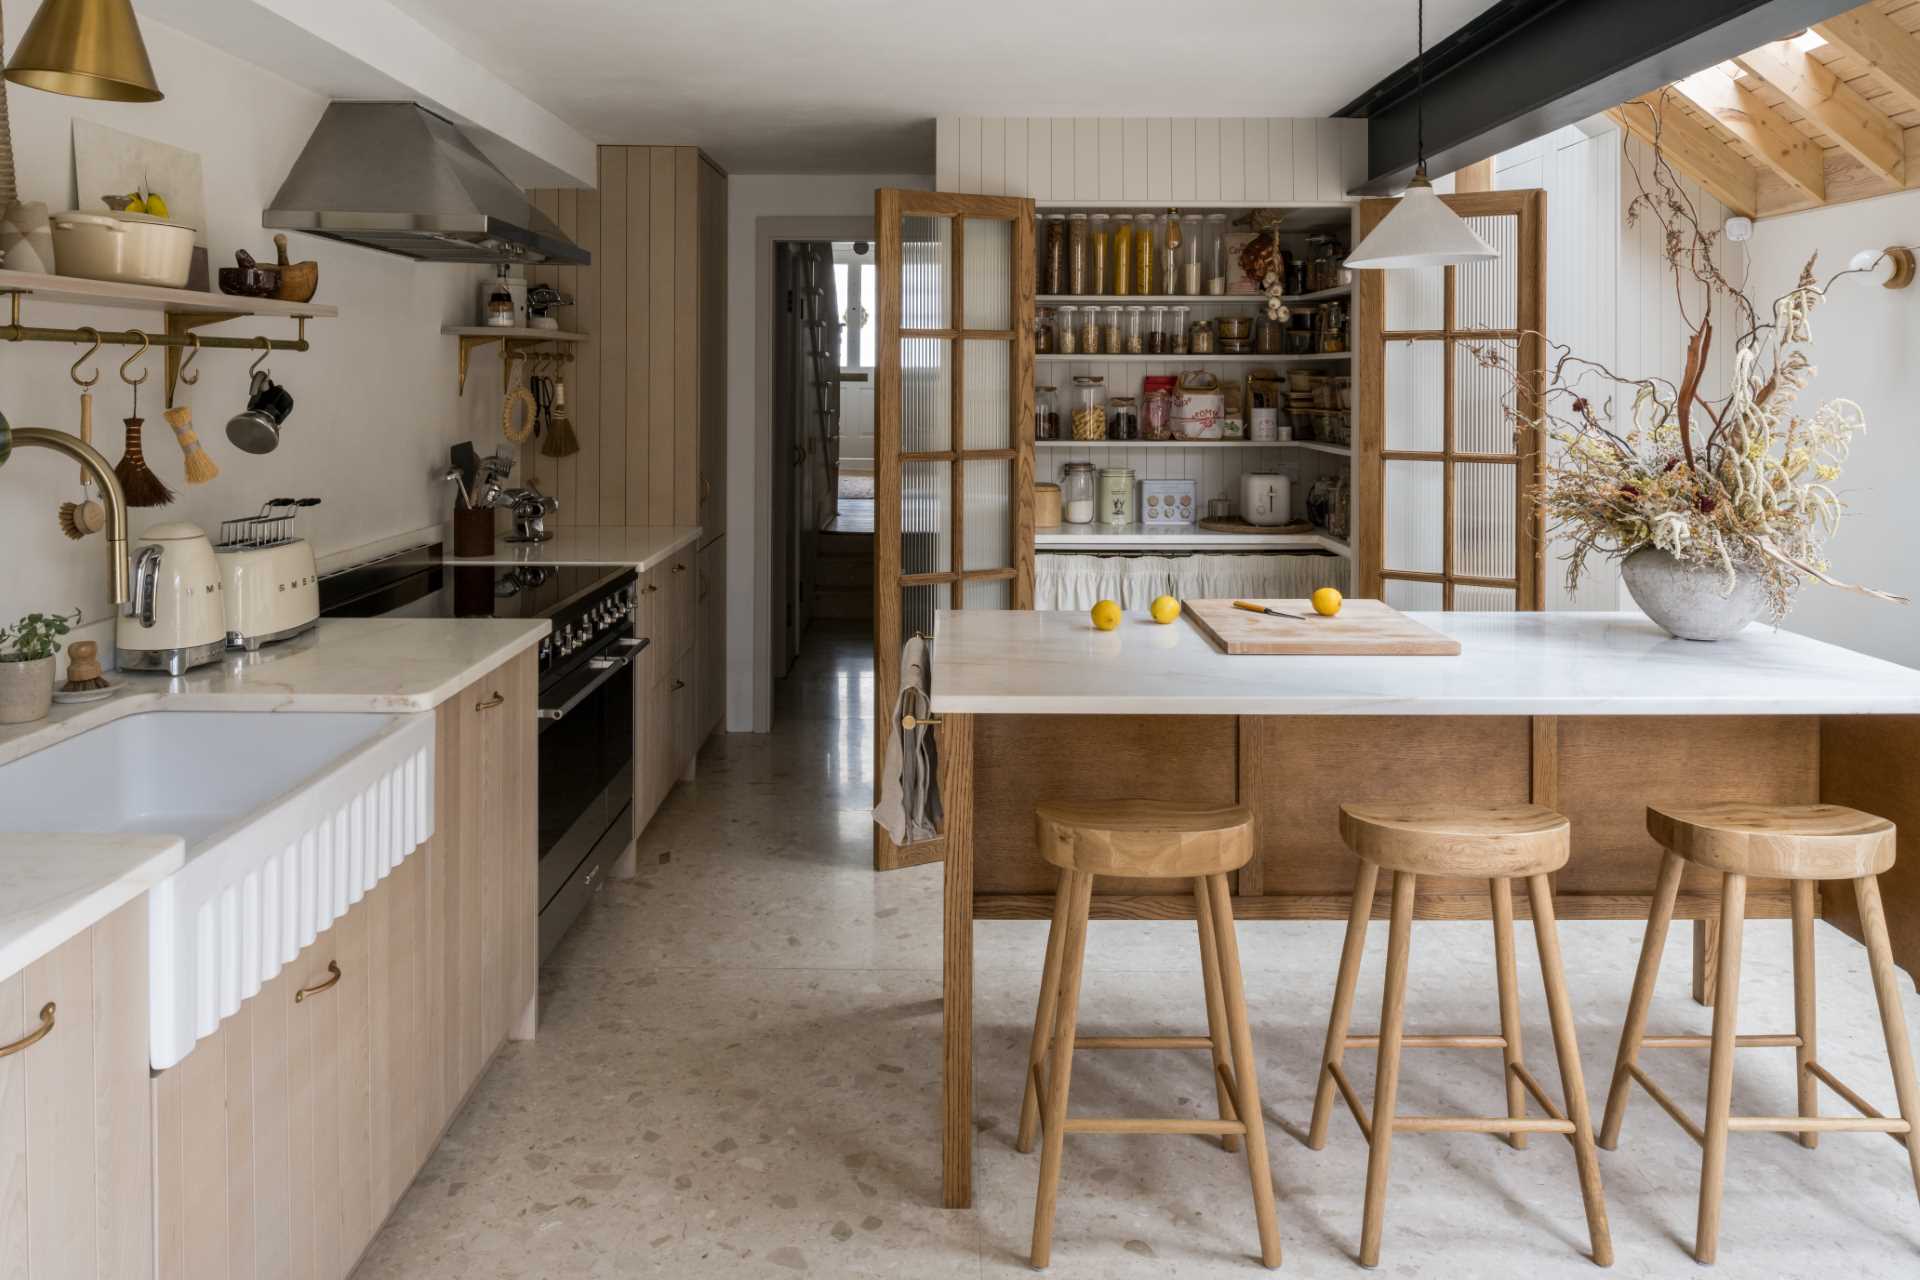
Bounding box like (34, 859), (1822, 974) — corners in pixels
(933, 711), (1920, 1208)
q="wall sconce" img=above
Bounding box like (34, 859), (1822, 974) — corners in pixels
(3, 0), (163, 103)
(1849, 247), (1916, 290)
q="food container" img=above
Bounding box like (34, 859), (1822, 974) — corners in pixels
(1108, 395), (1138, 441)
(1188, 320), (1215, 355)
(1179, 213), (1203, 294)
(1146, 305), (1168, 354)
(1098, 466), (1136, 526)
(1214, 315), (1254, 342)
(1169, 305), (1190, 353)
(52, 210), (195, 287)
(1035, 306), (1057, 354)
(1061, 461), (1097, 524)
(1123, 305), (1146, 355)
(1035, 385), (1061, 441)
(1101, 305), (1122, 355)
(1133, 214), (1156, 294)
(1204, 213), (1230, 294)
(1077, 305), (1100, 355)
(1034, 482), (1063, 529)
(1071, 375), (1107, 441)
(1089, 213), (1111, 295)
(1067, 213), (1089, 294)
(1141, 479), (1197, 525)
(1043, 215), (1067, 293)
(1056, 305), (1079, 354)
(1141, 375), (1176, 440)
(1256, 315), (1286, 354)
(1110, 215), (1131, 296)
(1172, 371), (1225, 440)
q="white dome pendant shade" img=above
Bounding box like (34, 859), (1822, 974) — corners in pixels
(1345, 166), (1497, 270)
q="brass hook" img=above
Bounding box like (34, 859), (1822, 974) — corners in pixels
(249, 335), (271, 377)
(119, 331), (150, 385)
(70, 327), (101, 386)
(179, 333), (202, 386)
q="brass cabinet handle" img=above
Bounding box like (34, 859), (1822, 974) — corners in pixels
(294, 961), (342, 1003)
(0, 1003), (55, 1058)
(673, 562), (687, 573)
(671, 679), (686, 692)
(645, 584), (660, 594)
(475, 691), (505, 711)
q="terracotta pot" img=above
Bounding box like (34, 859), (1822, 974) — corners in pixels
(0, 655), (55, 724)
(1621, 546), (1768, 641)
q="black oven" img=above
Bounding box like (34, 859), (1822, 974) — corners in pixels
(319, 546), (642, 958)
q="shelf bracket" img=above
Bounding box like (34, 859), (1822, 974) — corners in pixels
(454, 333), (577, 396)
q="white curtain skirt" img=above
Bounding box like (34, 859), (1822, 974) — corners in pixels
(1034, 552), (1351, 611)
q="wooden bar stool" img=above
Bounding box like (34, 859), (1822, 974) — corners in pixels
(1600, 802), (1920, 1265)
(1017, 799), (1281, 1269)
(1308, 803), (1613, 1268)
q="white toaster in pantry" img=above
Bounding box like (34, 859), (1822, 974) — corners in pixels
(218, 538), (320, 651)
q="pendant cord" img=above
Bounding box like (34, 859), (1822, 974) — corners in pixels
(1416, 0), (1426, 171)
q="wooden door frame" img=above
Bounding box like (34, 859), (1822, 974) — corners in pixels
(873, 188), (1036, 872)
(1356, 188), (1547, 609)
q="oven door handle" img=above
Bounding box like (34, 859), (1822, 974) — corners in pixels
(538, 646), (640, 723)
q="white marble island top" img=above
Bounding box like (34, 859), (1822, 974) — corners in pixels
(931, 609), (1920, 716)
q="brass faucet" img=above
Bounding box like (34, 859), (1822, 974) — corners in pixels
(0, 418), (131, 605)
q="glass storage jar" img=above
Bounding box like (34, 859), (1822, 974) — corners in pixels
(1067, 213), (1090, 294)
(1108, 394), (1138, 441)
(1077, 305), (1100, 354)
(1179, 213), (1203, 294)
(1204, 212), (1229, 295)
(1089, 213), (1111, 295)
(1123, 305), (1146, 354)
(1098, 466), (1136, 525)
(1169, 304), (1190, 353)
(1110, 215), (1132, 296)
(1160, 210), (1181, 295)
(1043, 214), (1066, 294)
(1036, 306), (1057, 354)
(1070, 375), (1107, 441)
(1133, 213), (1156, 294)
(1142, 384), (1173, 440)
(1146, 304), (1168, 354)
(1056, 304), (1079, 354)
(1102, 304), (1123, 355)
(1035, 385), (1061, 441)
(1188, 319), (1216, 354)
(1061, 461), (1097, 524)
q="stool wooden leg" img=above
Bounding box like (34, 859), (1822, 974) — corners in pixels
(1017, 870), (1076, 1155)
(1854, 874), (1920, 1210)
(1491, 876), (1529, 1151)
(1600, 849), (1685, 1149)
(1359, 869), (1415, 1269)
(1194, 875), (1241, 1153)
(1310, 858), (1380, 1150)
(1205, 873), (1282, 1269)
(1696, 871), (1748, 1265)
(1527, 873), (1614, 1268)
(1030, 870), (1094, 1269)
(1791, 878), (1819, 1151)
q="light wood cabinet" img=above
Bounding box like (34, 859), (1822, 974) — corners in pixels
(0, 896), (150, 1280)
(698, 537), (726, 740)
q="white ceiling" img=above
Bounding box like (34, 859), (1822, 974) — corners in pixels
(383, 0), (1492, 174)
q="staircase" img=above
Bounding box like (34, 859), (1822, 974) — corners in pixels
(811, 527), (873, 621)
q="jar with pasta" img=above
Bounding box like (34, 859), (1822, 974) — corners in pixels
(1071, 375), (1107, 441)
(1067, 213), (1089, 294)
(1111, 217), (1132, 296)
(1133, 214), (1156, 294)
(1102, 304), (1123, 355)
(1089, 213), (1111, 295)
(1056, 304), (1079, 354)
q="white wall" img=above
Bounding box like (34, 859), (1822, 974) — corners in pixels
(724, 174), (930, 732)
(1748, 192), (1920, 670)
(0, 6), (492, 663)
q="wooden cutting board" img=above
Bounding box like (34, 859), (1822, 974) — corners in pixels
(1184, 597), (1462, 656)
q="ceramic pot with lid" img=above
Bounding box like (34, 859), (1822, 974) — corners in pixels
(52, 210), (196, 288)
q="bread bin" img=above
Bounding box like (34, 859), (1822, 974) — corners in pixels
(219, 539), (319, 651)
(52, 210), (196, 287)
(117, 522), (227, 675)
(1172, 371), (1225, 440)
(1034, 482), (1063, 530)
(1240, 472), (1293, 527)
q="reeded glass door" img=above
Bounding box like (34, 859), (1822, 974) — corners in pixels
(1357, 190), (1546, 610)
(873, 189), (1035, 870)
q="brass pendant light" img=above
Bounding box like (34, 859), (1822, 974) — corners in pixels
(4, 0), (162, 103)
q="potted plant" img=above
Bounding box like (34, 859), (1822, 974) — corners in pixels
(0, 609), (79, 724)
(1481, 98), (1906, 638)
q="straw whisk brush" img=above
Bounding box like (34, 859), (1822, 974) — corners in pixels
(164, 406), (218, 484)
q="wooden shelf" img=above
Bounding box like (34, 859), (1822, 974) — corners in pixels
(1036, 523), (1351, 555)
(1038, 286), (1350, 305)
(440, 326), (587, 341)
(1035, 439), (1350, 456)
(0, 269), (337, 318)
(1037, 353), (1350, 365)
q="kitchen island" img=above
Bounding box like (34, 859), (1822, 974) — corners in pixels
(923, 608), (1920, 1207)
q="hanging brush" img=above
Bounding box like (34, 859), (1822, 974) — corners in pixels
(540, 366), (580, 458)
(114, 338), (173, 508)
(57, 382), (105, 539)
(163, 406), (218, 484)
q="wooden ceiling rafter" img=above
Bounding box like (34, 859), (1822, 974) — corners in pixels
(1611, 1), (1920, 219)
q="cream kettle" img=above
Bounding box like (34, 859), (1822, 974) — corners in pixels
(116, 522), (226, 676)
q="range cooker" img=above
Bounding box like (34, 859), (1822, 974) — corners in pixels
(319, 545), (642, 958)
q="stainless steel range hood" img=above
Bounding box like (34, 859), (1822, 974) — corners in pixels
(264, 102), (589, 265)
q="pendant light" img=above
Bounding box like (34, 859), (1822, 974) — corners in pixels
(4, 0), (162, 103)
(1345, 0), (1492, 270)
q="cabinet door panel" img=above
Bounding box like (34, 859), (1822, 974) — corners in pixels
(670, 554), (695, 660)
(91, 899), (151, 1280)
(0, 970), (25, 1270)
(23, 928), (93, 1280)
(331, 895), (374, 1257)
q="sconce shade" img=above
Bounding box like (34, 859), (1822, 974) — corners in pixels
(1345, 170), (1496, 270)
(5, 0), (162, 103)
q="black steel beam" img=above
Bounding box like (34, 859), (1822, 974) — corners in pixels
(1341, 0), (1866, 194)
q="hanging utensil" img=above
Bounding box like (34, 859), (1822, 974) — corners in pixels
(113, 330), (172, 508)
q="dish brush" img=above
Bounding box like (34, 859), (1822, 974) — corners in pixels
(540, 373), (580, 458)
(60, 640), (109, 692)
(57, 495), (104, 539)
(163, 405), (219, 484)
(115, 416), (175, 508)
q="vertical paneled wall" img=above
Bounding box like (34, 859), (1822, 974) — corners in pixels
(935, 116), (1366, 202)
(530, 146), (726, 531)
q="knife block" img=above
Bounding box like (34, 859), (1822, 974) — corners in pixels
(452, 505), (495, 558)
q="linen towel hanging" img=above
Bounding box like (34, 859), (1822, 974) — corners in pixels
(874, 634), (943, 843)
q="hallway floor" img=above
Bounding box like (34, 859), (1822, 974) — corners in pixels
(357, 622), (1920, 1278)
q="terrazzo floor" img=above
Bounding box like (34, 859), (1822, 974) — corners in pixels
(355, 622), (1920, 1279)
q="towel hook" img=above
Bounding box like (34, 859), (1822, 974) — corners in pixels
(119, 331), (150, 385)
(901, 712), (944, 731)
(249, 335), (271, 377)
(178, 332), (202, 386)
(70, 326), (101, 386)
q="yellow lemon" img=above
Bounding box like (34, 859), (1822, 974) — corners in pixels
(1090, 599), (1122, 631)
(1149, 595), (1181, 625)
(1311, 587), (1344, 617)
(143, 193), (169, 219)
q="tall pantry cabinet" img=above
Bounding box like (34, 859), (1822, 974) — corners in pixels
(530, 145), (728, 756)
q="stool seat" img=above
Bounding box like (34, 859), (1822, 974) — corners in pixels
(1338, 802), (1570, 878)
(1035, 799), (1253, 878)
(1646, 803), (1894, 880)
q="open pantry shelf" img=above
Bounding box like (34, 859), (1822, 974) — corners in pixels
(1035, 439), (1350, 456)
(0, 268), (338, 318)
(1038, 353), (1348, 365)
(1037, 285), (1349, 306)
(1036, 523), (1351, 556)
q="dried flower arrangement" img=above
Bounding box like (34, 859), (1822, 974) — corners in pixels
(1476, 96), (1908, 618)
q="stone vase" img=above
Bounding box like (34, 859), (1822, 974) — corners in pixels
(1621, 546), (1768, 641)
(0, 655), (54, 724)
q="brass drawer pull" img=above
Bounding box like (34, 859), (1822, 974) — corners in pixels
(673, 562), (687, 573)
(294, 961), (341, 1003)
(0, 1003), (55, 1058)
(475, 691), (505, 711)
(671, 679), (687, 692)
(644, 584), (660, 594)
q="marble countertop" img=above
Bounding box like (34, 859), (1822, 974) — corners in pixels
(0, 835), (184, 982)
(447, 525), (703, 573)
(930, 609), (1920, 716)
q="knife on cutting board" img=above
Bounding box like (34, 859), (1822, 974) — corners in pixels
(1232, 600), (1313, 621)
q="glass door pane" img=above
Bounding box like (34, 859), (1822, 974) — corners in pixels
(902, 216), (951, 328)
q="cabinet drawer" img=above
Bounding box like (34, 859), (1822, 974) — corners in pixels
(668, 552), (695, 660)
(640, 565), (670, 676)
(671, 650), (696, 775)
